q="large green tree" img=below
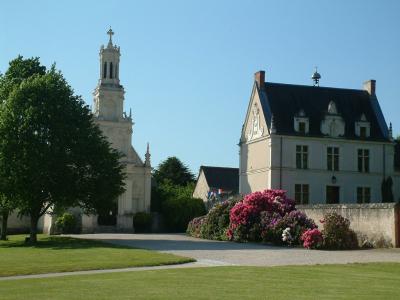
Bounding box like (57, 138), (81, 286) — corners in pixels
(0, 56), (45, 240)
(0, 57), (125, 243)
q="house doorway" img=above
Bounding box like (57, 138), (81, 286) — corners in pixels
(326, 186), (340, 204)
(97, 202), (117, 226)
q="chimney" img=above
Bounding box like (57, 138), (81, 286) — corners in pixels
(363, 79), (376, 96)
(254, 70), (265, 89)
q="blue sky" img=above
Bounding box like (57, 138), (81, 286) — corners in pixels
(1, 0), (399, 173)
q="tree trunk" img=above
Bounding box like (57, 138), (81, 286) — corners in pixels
(29, 214), (39, 244)
(0, 211), (9, 240)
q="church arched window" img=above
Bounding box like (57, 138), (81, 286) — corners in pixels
(103, 62), (107, 78)
(110, 62), (113, 79)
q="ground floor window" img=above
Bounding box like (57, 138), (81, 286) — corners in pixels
(326, 186), (340, 204)
(295, 184), (309, 204)
(357, 187), (371, 203)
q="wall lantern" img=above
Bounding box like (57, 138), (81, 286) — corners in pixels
(331, 176), (337, 184)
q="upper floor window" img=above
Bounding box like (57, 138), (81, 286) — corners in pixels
(327, 147), (339, 171)
(294, 110), (309, 134)
(360, 126), (367, 138)
(358, 149), (369, 172)
(357, 187), (371, 203)
(296, 145), (308, 169)
(355, 114), (370, 138)
(321, 100), (345, 138)
(295, 184), (309, 204)
(299, 122), (306, 134)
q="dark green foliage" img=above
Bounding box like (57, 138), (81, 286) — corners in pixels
(0, 56), (125, 243)
(153, 157), (195, 187)
(152, 181), (195, 212)
(162, 197), (206, 232)
(200, 198), (239, 241)
(133, 212), (152, 233)
(55, 213), (80, 234)
(321, 212), (358, 250)
(0, 56), (46, 102)
(0, 195), (14, 240)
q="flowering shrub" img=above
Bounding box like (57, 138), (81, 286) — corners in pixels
(301, 229), (323, 249)
(321, 212), (358, 250)
(187, 190), (320, 249)
(227, 190), (297, 242)
(260, 210), (317, 245)
(200, 198), (240, 241)
(282, 228), (293, 244)
(186, 215), (206, 238)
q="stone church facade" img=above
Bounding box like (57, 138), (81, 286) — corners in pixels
(81, 29), (152, 232)
(239, 70), (400, 204)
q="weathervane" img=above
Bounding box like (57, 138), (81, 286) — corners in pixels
(311, 67), (321, 87)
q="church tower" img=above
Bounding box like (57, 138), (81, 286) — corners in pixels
(93, 28), (125, 123)
(82, 28), (152, 233)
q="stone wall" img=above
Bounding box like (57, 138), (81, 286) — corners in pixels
(298, 203), (400, 247)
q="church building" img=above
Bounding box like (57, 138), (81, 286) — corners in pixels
(81, 29), (152, 232)
(239, 70), (399, 204)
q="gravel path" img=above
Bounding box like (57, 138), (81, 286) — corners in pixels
(71, 233), (400, 267)
(2, 233), (399, 281)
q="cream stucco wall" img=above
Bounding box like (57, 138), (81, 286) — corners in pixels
(239, 84), (271, 194)
(298, 203), (400, 247)
(193, 170), (210, 202)
(270, 135), (397, 203)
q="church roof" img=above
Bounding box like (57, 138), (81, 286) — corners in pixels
(257, 82), (390, 141)
(199, 166), (239, 192)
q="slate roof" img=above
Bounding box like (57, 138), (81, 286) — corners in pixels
(199, 166), (239, 192)
(257, 82), (390, 141)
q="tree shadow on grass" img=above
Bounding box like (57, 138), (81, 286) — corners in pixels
(0, 236), (137, 250)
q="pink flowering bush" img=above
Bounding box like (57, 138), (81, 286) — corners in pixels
(186, 215), (206, 238)
(261, 210), (317, 245)
(301, 228), (323, 249)
(227, 190), (297, 242)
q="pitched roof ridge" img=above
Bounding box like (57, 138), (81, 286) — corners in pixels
(201, 165), (239, 170)
(266, 81), (367, 93)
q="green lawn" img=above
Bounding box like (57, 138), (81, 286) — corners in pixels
(1, 263), (400, 299)
(0, 235), (193, 276)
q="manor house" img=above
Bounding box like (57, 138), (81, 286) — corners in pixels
(239, 70), (399, 204)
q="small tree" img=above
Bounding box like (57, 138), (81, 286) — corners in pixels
(153, 157), (195, 186)
(151, 157), (195, 213)
(0, 57), (125, 243)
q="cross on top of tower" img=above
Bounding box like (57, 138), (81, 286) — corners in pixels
(107, 27), (114, 45)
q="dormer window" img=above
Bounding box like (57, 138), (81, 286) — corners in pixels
(360, 126), (367, 138)
(294, 109), (309, 134)
(321, 100), (345, 138)
(327, 101), (338, 114)
(355, 114), (370, 138)
(299, 122), (306, 134)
